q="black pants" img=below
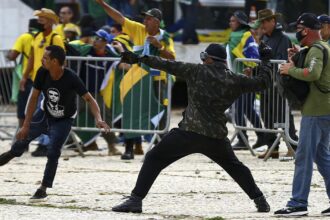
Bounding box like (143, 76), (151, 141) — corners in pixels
(132, 128), (263, 200)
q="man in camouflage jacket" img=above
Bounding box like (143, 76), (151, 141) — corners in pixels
(112, 43), (273, 214)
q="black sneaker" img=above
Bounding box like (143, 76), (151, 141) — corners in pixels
(0, 151), (15, 166)
(274, 207), (308, 217)
(112, 194), (142, 213)
(232, 141), (248, 150)
(29, 189), (48, 202)
(31, 145), (47, 157)
(321, 207), (330, 216)
(254, 195), (270, 212)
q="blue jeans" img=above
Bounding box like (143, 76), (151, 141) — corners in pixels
(10, 109), (73, 188)
(287, 115), (330, 207)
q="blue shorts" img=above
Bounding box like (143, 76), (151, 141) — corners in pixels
(17, 79), (33, 119)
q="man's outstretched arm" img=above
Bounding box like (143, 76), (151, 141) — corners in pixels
(121, 51), (198, 79)
(95, 0), (125, 25)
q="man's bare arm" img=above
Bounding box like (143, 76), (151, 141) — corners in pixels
(6, 50), (20, 61)
(82, 92), (111, 133)
(95, 0), (125, 25)
(20, 49), (34, 91)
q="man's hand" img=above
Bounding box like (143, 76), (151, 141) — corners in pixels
(96, 120), (111, 133)
(147, 36), (162, 49)
(121, 51), (140, 64)
(243, 67), (253, 77)
(112, 41), (124, 53)
(288, 44), (299, 60)
(258, 41), (272, 63)
(16, 126), (29, 141)
(19, 78), (27, 91)
(279, 59), (294, 75)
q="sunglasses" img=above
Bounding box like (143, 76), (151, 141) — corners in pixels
(200, 51), (226, 62)
(94, 36), (106, 42)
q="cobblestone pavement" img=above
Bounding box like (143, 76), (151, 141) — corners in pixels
(0, 110), (328, 220)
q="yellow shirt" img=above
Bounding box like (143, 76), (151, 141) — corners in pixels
(123, 18), (175, 57)
(12, 32), (34, 75)
(54, 23), (81, 40)
(31, 31), (65, 80)
(123, 18), (176, 80)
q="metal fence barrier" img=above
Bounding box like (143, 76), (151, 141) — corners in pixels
(0, 52), (172, 157)
(0, 49), (17, 141)
(66, 56), (172, 155)
(231, 58), (299, 161)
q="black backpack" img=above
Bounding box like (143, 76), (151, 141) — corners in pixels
(277, 43), (329, 110)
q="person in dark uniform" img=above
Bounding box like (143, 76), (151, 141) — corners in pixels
(110, 42), (273, 213)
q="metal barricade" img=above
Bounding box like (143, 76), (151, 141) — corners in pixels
(231, 58), (299, 161)
(0, 49), (17, 141)
(66, 56), (172, 154)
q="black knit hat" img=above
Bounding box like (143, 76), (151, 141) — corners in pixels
(205, 44), (227, 62)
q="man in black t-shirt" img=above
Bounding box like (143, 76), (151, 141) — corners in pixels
(0, 45), (110, 202)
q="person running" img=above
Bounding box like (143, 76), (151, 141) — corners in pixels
(0, 45), (110, 202)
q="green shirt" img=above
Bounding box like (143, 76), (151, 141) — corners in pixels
(288, 41), (330, 116)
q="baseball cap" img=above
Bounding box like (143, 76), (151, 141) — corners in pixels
(94, 29), (114, 43)
(290, 13), (321, 30)
(317, 14), (330, 24)
(233, 11), (249, 26)
(141, 8), (162, 21)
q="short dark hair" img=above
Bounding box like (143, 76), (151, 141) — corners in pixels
(111, 23), (122, 32)
(45, 45), (66, 65)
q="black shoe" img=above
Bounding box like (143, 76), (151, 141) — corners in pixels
(112, 194), (142, 213)
(321, 207), (330, 216)
(0, 151), (15, 166)
(254, 195), (270, 212)
(29, 189), (48, 202)
(121, 143), (134, 160)
(232, 141), (248, 150)
(274, 206), (308, 217)
(121, 152), (134, 160)
(31, 145), (47, 157)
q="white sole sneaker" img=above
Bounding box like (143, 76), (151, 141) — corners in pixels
(275, 211), (308, 217)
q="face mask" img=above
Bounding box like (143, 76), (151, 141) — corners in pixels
(35, 22), (45, 32)
(295, 29), (306, 42)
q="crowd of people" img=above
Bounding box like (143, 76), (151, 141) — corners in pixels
(0, 0), (329, 217)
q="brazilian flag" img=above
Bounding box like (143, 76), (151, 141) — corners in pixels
(120, 62), (166, 139)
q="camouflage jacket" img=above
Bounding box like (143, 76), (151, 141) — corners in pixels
(140, 56), (272, 139)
